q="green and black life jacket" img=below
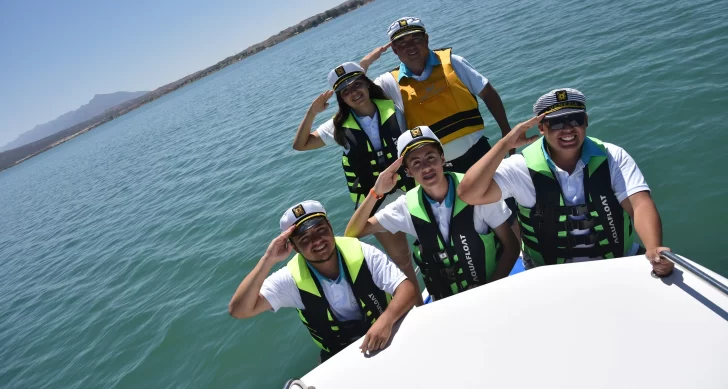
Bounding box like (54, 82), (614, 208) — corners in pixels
(518, 137), (635, 266)
(341, 99), (414, 206)
(287, 237), (392, 357)
(407, 172), (501, 301)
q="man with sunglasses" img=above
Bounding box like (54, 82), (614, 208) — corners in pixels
(228, 200), (418, 362)
(456, 89), (674, 276)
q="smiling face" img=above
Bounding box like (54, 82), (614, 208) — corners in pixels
(338, 78), (370, 110)
(289, 219), (336, 263)
(539, 112), (589, 153)
(403, 144), (445, 188)
(391, 32), (429, 73)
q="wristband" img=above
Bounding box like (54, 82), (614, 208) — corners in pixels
(369, 188), (384, 200)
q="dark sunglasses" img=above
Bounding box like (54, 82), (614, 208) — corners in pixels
(543, 112), (586, 130)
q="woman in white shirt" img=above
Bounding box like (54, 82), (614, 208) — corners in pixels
(292, 62), (419, 302)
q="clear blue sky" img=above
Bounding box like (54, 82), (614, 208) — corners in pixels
(0, 0), (345, 147)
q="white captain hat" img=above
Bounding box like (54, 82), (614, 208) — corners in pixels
(533, 88), (587, 118)
(328, 62), (366, 92)
(396, 126), (442, 159)
(280, 200), (328, 235)
(387, 17), (427, 41)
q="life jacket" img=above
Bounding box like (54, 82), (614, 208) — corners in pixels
(391, 48), (484, 145)
(287, 237), (392, 356)
(407, 172), (501, 301)
(341, 99), (414, 206)
(518, 137), (635, 266)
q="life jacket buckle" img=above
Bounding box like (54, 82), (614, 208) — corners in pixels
(567, 233), (599, 247)
(570, 205), (589, 217)
(439, 268), (456, 282)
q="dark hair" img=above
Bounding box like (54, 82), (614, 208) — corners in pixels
(332, 76), (390, 147)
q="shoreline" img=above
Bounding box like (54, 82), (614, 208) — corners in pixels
(0, 0), (374, 173)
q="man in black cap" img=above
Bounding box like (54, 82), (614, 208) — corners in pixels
(456, 88), (674, 276)
(229, 200), (418, 362)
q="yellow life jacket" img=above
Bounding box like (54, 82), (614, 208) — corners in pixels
(391, 48), (484, 144)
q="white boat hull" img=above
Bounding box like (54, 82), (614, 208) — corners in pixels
(299, 255), (728, 389)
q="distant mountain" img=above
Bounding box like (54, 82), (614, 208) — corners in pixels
(0, 0), (374, 172)
(1, 91), (148, 151)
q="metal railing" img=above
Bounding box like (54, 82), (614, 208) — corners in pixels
(660, 250), (728, 296)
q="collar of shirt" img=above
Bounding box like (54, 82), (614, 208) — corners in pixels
(424, 174), (455, 208)
(352, 110), (379, 127)
(541, 136), (606, 172)
(306, 250), (344, 284)
(397, 50), (441, 82)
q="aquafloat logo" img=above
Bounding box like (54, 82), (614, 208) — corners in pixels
(600, 195), (619, 244)
(460, 235), (479, 283)
(368, 293), (384, 314)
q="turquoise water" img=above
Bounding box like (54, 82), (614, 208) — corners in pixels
(1, 0), (727, 387)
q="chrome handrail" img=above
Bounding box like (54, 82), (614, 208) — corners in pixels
(282, 379), (310, 389)
(660, 250), (728, 296)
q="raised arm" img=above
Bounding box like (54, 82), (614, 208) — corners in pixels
(292, 91), (333, 151)
(457, 114), (543, 205)
(345, 157), (403, 238)
(228, 227), (295, 318)
(621, 191), (673, 276)
(359, 43), (391, 72)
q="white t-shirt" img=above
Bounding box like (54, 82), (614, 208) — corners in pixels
(374, 194), (511, 242)
(373, 54), (490, 162)
(314, 106), (407, 154)
(493, 142), (649, 261)
(260, 241), (406, 321)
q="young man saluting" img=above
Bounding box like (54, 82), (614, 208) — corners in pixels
(345, 127), (519, 301)
(456, 88), (674, 276)
(229, 201), (417, 362)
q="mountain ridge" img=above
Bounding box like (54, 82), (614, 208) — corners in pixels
(1, 91), (148, 151)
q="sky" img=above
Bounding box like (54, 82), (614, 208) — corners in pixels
(0, 0), (345, 147)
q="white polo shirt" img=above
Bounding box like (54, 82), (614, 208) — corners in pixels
(493, 139), (649, 261)
(260, 241), (406, 321)
(314, 106), (407, 153)
(373, 52), (490, 162)
(374, 176), (511, 242)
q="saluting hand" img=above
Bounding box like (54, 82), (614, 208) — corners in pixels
(360, 43), (392, 71)
(501, 114), (545, 150)
(308, 90), (334, 115)
(263, 226), (296, 264)
(372, 157), (403, 196)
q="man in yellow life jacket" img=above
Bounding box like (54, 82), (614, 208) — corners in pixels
(360, 16), (520, 234)
(361, 16), (514, 173)
(228, 200), (418, 362)
(456, 88), (674, 276)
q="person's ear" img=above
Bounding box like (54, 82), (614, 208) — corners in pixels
(288, 238), (301, 254)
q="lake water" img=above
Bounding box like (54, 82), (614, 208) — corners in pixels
(1, 0), (727, 387)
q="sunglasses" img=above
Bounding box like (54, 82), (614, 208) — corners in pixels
(543, 112), (586, 130)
